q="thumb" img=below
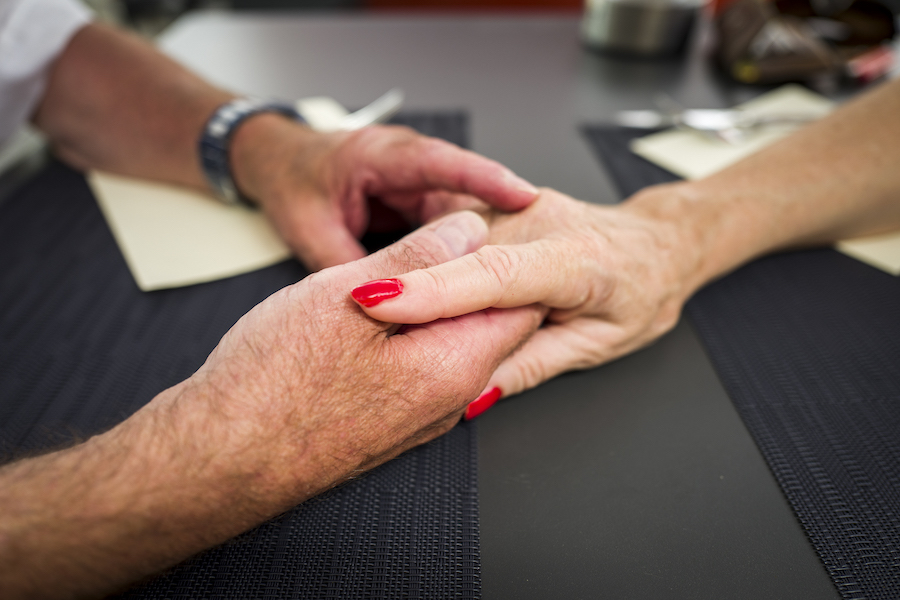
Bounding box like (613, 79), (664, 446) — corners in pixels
(351, 210), (490, 284)
(463, 319), (622, 419)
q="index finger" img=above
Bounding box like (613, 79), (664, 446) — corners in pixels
(357, 127), (539, 212)
(351, 241), (606, 323)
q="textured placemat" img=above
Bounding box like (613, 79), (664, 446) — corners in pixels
(582, 124), (900, 600)
(0, 112), (482, 599)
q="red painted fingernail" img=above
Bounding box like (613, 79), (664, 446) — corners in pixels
(351, 278), (403, 307)
(464, 387), (502, 420)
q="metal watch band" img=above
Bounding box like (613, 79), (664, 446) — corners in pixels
(198, 98), (302, 207)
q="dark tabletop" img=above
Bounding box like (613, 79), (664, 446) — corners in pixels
(151, 13), (841, 599)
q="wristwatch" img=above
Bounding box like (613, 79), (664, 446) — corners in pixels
(198, 97), (303, 207)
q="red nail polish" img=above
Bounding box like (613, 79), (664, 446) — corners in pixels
(464, 387), (502, 420)
(351, 278), (403, 308)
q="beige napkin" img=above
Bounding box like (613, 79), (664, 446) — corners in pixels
(89, 97), (352, 292)
(630, 84), (900, 276)
(89, 172), (291, 291)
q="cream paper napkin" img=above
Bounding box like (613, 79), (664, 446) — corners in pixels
(89, 97), (352, 292)
(630, 84), (900, 276)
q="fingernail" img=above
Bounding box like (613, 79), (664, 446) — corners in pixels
(464, 386), (502, 420)
(351, 278), (403, 307)
(432, 211), (487, 258)
(503, 169), (539, 195)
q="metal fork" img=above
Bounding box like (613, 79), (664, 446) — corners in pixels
(615, 94), (820, 144)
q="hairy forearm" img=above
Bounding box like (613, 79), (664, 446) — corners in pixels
(32, 23), (232, 190)
(0, 383), (286, 599)
(626, 77), (900, 293)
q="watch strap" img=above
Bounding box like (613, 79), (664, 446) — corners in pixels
(199, 98), (302, 206)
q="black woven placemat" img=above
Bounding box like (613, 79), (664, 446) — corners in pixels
(582, 124), (900, 600)
(0, 112), (482, 599)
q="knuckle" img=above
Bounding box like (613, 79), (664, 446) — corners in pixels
(419, 136), (455, 156)
(384, 123), (418, 139)
(418, 267), (455, 313)
(474, 245), (519, 290)
(509, 354), (547, 395)
(359, 123), (416, 145)
(417, 138), (465, 183)
(384, 234), (449, 272)
(578, 330), (613, 368)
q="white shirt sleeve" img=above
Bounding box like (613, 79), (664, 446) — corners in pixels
(0, 0), (92, 146)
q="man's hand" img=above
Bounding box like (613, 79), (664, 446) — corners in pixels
(0, 211), (543, 599)
(184, 210), (542, 503)
(231, 115), (539, 270)
(35, 23), (539, 274)
(349, 188), (705, 415)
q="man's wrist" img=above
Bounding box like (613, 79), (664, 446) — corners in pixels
(228, 112), (328, 209)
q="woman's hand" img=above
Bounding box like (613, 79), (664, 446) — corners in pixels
(349, 186), (708, 417)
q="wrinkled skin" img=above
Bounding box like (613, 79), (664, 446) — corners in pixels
(0, 212), (543, 600)
(355, 187), (704, 399)
(36, 24), (539, 275)
(183, 209), (544, 506)
(231, 118), (539, 271)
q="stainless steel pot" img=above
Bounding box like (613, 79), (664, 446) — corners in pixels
(582, 0), (706, 57)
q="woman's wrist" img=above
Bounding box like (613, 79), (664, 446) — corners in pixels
(623, 179), (782, 296)
(620, 182), (720, 299)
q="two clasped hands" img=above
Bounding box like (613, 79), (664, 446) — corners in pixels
(4, 19), (900, 599)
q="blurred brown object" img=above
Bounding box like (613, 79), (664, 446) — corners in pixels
(365, 0), (582, 8)
(715, 0), (896, 84)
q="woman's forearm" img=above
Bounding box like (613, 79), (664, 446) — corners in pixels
(626, 77), (900, 293)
